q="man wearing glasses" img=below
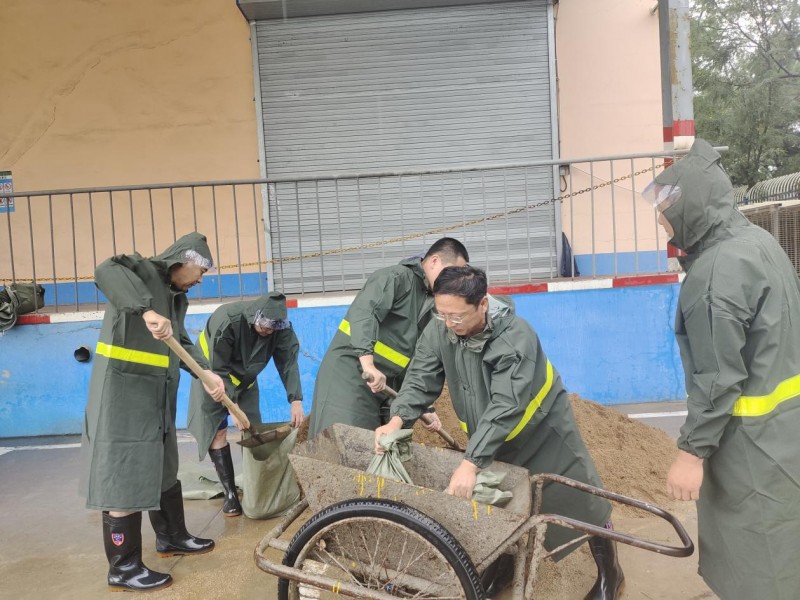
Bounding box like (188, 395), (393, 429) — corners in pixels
(188, 292), (304, 517)
(374, 265), (624, 599)
(308, 237), (469, 438)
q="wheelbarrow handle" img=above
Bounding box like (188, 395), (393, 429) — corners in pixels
(361, 372), (461, 451)
(162, 336), (251, 430)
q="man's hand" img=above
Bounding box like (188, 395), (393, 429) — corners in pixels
(445, 460), (479, 499)
(202, 371), (226, 402)
(359, 355), (387, 393)
(143, 310), (172, 340)
(289, 400), (304, 428)
(667, 449), (704, 501)
(230, 412), (246, 431)
(374, 416), (404, 454)
(420, 411), (442, 432)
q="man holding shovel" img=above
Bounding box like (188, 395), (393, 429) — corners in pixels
(79, 232), (226, 592)
(374, 265), (624, 599)
(308, 237), (469, 438)
(188, 292), (304, 517)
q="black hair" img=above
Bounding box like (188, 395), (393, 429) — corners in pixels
(433, 265), (487, 306)
(423, 237), (469, 264)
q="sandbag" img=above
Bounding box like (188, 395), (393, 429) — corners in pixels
(472, 471), (514, 506)
(241, 422), (301, 519)
(8, 283), (45, 314)
(367, 428), (414, 484)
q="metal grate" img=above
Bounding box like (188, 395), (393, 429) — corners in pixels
(741, 202), (800, 276)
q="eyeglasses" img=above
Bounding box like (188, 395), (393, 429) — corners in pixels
(432, 310), (470, 324)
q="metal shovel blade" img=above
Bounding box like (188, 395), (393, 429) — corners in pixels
(237, 424), (293, 448)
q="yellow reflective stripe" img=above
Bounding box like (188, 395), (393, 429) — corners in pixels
(198, 330), (210, 359)
(455, 360), (554, 441)
(506, 360), (554, 441)
(198, 330), (252, 389)
(338, 319), (411, 369)
(96, 342), (169, 368)
(733, 373), (800, 417)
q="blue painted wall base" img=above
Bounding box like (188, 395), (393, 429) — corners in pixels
(0, 284), (685, 438)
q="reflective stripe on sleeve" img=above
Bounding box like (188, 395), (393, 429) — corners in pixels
(338, 319), (411, 369)
(95, 342), (169, 368)
(733, 373), (800, 417)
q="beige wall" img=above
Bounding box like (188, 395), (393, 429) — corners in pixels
(555, 0), (670, 257)
(1, 0), (260, 190)
(1, 0), (262, 282)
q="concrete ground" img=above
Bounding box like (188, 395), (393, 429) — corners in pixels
(0, 403), (714, 600)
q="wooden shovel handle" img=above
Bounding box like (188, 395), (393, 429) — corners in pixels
(163, 336), (251, 429)
(361, 372), (461, 451)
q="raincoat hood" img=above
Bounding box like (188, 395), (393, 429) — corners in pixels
(247, 292), (289, 325)
(154, 232), (213, 272)
(656, 139), (737, 252)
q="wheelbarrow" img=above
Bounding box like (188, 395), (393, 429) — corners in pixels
(255, 424), (694, 599)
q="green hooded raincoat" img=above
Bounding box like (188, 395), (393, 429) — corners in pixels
(79, 233), (213, 512)
(187, 292), (302, 458)
(308, 257), (433, 438)
(390, 296), (611, 554)
(658, 140), (800, 599)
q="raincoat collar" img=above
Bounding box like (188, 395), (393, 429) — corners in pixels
(445, 294), (514, 351)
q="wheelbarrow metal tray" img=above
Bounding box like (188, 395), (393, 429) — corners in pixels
(290, 423), (532, 566)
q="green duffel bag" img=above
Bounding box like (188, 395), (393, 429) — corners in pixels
(0, 296), (16, 333)
(7, 283), (45, 314)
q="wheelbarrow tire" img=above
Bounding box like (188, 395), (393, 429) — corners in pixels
(278, 498), (486, 600)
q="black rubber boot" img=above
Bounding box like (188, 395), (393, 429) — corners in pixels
(584, 536), (625, 600)
(148, 481), (215, 557)
(208, 444), (243, 517)
(103, 512), (173, 592)
(480, 553), (515, 597)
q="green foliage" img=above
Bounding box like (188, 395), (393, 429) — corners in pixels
(691, 0), (800, 186)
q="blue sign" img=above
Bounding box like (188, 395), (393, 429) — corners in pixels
(0, 171), (13, 214)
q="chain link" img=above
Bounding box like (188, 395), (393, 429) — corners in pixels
(2, 162), (665, 284)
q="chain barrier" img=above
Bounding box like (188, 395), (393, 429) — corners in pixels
(1, 161), (666, 284)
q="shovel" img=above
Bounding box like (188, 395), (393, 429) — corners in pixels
(361, 372), (461, 451)
(163, 336), (291, 448)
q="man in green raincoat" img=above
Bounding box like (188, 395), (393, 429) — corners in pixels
(79, 232), (226, 592)
(308, 237), (469, 438)
(188, 292), (304, 516)
(374, 265), (624, 599)
(647, 139), (800, 600)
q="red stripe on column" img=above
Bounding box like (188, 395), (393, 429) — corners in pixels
(285, 299), (298, 309)
(17, 314), (52, 325)
(672, 120), (695, 136)
(663, 126), (674, 142)
(489, 283), (548, 295)
(612, 274), (679, 288)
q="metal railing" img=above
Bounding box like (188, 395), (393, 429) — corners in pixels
(1, 148), (716, 312)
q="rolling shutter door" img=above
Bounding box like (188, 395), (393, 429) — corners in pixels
(256, 1), (557, 294)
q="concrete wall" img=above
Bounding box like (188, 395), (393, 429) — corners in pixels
(555, 0), (670, 267)
(0, 282), (685, 438)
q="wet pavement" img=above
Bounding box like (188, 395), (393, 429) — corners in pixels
(0, 402), (700, 600)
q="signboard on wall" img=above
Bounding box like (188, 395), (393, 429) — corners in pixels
(0, 171), (13, 213)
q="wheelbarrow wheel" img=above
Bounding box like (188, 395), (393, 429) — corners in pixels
(278, 498), (486, 600)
